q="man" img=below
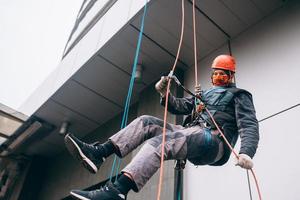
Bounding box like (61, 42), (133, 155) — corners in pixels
(65, 55), (259, 200)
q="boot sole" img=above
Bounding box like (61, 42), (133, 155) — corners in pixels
(65, 134), (99, 174)
(70, 191), (90, 200)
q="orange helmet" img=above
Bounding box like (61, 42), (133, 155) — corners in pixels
(211, 55), (236, 72)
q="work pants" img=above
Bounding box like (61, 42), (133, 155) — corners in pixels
(110, 115), (223, 191)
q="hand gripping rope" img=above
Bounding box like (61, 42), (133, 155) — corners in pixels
(157, 0), (263, 200)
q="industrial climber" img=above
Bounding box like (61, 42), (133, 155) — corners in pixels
(65, 55), (259, 200)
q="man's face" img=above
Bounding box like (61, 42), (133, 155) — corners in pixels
(211, 69), (231, 86)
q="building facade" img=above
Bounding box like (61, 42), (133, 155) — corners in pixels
(1, 0), (300, 199)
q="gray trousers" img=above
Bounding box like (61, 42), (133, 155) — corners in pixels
(110, 115), (223, 191)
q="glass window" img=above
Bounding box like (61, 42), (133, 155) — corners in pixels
(66, 0), (112, 52)
(78, 0), (90, 17)
(79, 0), (110, 28)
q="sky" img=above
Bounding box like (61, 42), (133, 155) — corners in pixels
(0, 0), (82, 112)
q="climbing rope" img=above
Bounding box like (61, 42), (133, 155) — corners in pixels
(156, 0), (185, 199)
(189, 1), (263, 198)
(192, 0), (198, 87)
(259, 103), (300, 123)
(106, 0), (269, 198)
(247, 169), (254, 200)
(204, 107), (263, 200)
(226, 40), (253, 200)
(157, 0), (263, 199)
(108, 0), (148, 182)
(190, 6), (262, 198)
(228, 39), (232, 56)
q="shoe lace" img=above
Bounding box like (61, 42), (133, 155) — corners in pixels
(96, 184), (126, 199)
(89, 188), (103, 197)
(90, 186), (108, 195)
(99, 186), (109, 192)
(83, 142), (98, 149)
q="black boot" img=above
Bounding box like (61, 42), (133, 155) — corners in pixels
(70, 182), (126, 200)
(64, 133), (108, 173)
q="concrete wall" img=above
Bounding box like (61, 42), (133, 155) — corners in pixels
(184, 1), (300, 200)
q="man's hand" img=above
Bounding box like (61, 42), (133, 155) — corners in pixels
(155, 76), (169, 97)
(195, 84), (201, 95)
(196, 102), (205, 113)
(235, 154), (253, 169)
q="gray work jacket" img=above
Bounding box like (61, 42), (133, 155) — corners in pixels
(160, 86), (259, 165)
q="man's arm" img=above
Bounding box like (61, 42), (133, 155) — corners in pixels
(235, 92), (259, 158)
(160, 95), (194, 115)
(155, 76), (194, 115)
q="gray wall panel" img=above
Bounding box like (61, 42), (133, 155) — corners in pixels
(184, 1), (300, 199)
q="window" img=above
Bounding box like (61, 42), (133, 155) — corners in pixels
(63, 0), (117, 57)
(67, 0), (111, 48)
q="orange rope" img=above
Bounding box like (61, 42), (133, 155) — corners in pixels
(205, 108), (262, 199)
(191, 0), (262, 199)
(157, 0), (262, 200)
(156, 0), (185, 200)
(192, 0), (198, 87)
(250, 168), (263, 200)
